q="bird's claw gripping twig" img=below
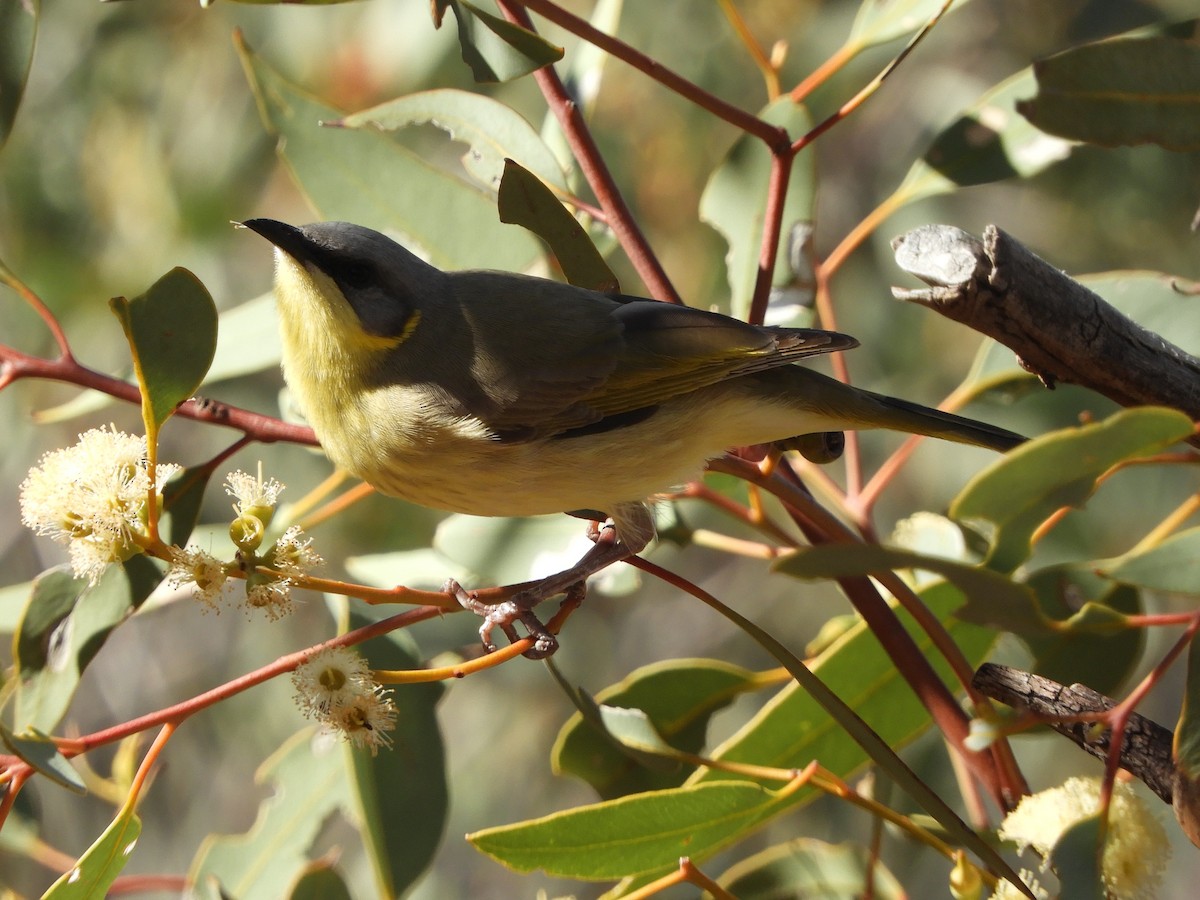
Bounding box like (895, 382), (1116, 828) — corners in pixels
(446, 520), (633, 659)
(446, 579), (562, 659)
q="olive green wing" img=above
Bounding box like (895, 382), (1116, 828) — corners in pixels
(449, 273), (856, 439)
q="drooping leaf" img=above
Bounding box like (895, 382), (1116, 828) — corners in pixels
(13, 558), (163, 732)
(1019, 37), (1200, 151)
(951, 407), (1195, 572)
(552, 659), (760, 798)
(43, 803), (142, 899)
(109, 268), (217, 433)
(432, 0), (563, 83)
(0, 724), (85, 792)
(335, 88), (566, 191)
(236, 31), (540, 271)
(700, 97), (814, 320)
(0, 0), (38, 149)
(344, 612), (447, 897)
(716, 837), (905, 900)
(897, 68), (1074, 206)
(498, 158), (618, 291)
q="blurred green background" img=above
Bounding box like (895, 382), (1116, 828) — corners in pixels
(3, 0), (1200, 897)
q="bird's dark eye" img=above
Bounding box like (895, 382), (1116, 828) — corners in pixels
(336, 260), (375, 291)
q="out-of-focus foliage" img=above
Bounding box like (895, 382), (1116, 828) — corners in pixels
(3, 2), (1200, 899)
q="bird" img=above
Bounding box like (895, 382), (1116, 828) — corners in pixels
(242, 218), (1023, 654)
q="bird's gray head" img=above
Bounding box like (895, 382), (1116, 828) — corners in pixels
(242, 219), (443, 340)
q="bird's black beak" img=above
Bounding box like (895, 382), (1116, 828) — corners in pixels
(240, 218), (317, 263)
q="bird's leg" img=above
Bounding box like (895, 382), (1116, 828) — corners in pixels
(452, 502), (654, 658)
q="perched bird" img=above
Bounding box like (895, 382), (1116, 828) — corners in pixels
(243, 219), (1023, 652)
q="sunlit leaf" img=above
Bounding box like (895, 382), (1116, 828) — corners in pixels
(897, 68), (1074, 206)
(951, 407), (1195, 572)
(1019, 37), (1200, 151)
(236, 31), (540, 271)
(335, 88), (566, 191)
(469, 781), (787, 879)
(109, 268), (217, 432)
(700, 98), (814, 320)
(0, 0), (38, 149)
(433, 0), (563, 83)
(1102, 527), (1200, 595)
(43, 803), (142, 899)
(498, 158), (617, 291)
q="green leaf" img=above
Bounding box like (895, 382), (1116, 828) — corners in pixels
(207, 291), (282, 383)
(1046, 814), (1106, 900)
(950, 407), (1195, 572)
(469, 781), (787, 879)
(849, 0), (974, 48)
(715, 837), (905, 900)
(109, 268), (217, 433)
(43, 804), (142, 899)
(13, 558), (163, 732)
(335, 88), (567, 191)
(1173, 632), (1200, 778)
(898, 68), (1074, 205)
(1021, 564), (1142, 695)
(190, 728), (350, 899)
(0, 724), (85, 793)
(700, 97), (814, 320)
(699, 580), (994, 783)
(1102, 527), (1200, 594)
(498, 158), (618, 291)
(344, 613), (447, 897)
(434, 0), (564, 83)
(236, 31), (540, 272)
(0, 0), (38, 149)
(287, 861), (353, 900)
(1019, 37), (1200, 151)
(552, 659), (760, 798)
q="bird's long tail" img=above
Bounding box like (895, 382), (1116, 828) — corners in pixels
(775, 367), (1026, 453)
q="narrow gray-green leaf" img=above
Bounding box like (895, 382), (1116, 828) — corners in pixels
(0, 0), (38, 149)
(335, 89), (566, 191)
(1019, 37), (1200, 151)
(236, 31), (539, 271)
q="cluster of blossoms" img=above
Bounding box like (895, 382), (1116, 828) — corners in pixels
(19, 428), (322, 619)
(991, 775), (1168, 899)
(19, 426), (179, 583)
(168, 466), (322, 619)
(291, 647), (398, 754)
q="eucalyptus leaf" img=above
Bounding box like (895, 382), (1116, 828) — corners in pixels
(433, 0), (563, 83)
(716, 837), (905, 900)
(0, 0), (37, 149)
(237, 32), (540, 271)
(1019, 37), (1200, 151)
(43, 803), (142, 899)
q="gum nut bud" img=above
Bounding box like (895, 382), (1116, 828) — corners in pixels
(230, 513), (265, 551)
(243, 503), (275, 529)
